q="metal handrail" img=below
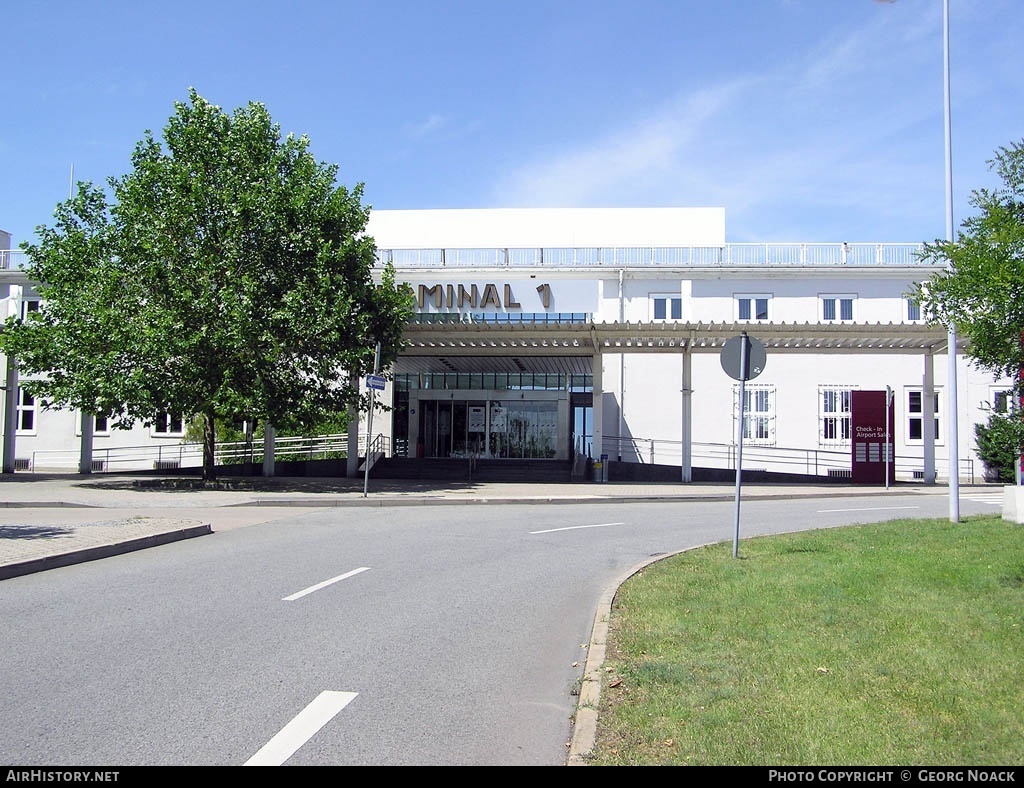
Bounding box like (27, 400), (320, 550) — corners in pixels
(600, 434), (975, 482)
(27, 433), (352, 473)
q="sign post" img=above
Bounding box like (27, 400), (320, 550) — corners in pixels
(720, 332), (766, 558)
(886, 386), (893, 491)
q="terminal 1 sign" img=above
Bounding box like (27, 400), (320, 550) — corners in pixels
(412, 280), (598, 315)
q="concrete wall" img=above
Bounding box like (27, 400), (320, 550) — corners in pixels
(1002, 486), (1024, 524)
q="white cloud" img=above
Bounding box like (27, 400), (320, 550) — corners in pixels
(488, 0), (956, 242)
(406, 113), (447, 139)
(492, 79), (753, 207)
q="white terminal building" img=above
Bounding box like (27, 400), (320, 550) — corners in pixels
(0, 208), (1014, 484)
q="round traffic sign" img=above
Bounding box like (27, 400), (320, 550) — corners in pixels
(720, 334), (767, 381)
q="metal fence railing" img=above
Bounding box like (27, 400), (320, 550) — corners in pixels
(0, 249), (27, 270)
(25, 433), (359, 473)
(600, 434), (975, 483)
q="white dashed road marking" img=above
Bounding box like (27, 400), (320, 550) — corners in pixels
(961, 492), (1004, 505)
(283, 567), (371, 601)
(530, 522), (625, 534)
(816, 506), (920, 513)
(244, 690), (358, 766)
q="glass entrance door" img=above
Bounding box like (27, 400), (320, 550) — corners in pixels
(419, 396), (561, 459)
(420, 400), (453, 458)
(420, 400), (484, 458)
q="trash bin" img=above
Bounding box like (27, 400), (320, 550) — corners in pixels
(601, 454), (609, 482)
(592, 461), (603, 482)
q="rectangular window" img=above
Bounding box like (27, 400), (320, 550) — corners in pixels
(906, 388), (941, 443)
(906, 298), (922, 322)
(16, 388), (36, 433)
(990, 389), (1016, 414)
(152, 411), (184, 436)
(734, 384), (775, 445)
(651, 294), (682, 321)
(76, 413), (111, 437)
(20, 300), (40, 320)
(735, 294), (770, 322)
(821, 294), (855, 322)
(819, 386), (854, 447)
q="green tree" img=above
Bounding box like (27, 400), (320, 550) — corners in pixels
(913, 138), (1024, 473)
(1, 90), (413, 481)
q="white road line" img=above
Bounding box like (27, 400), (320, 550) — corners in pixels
(816, 505), (920, 513)
(244, 690), (358, 766)
(963, 496), (1003, 505)
(530, 522), (625, 534)
(283, 567), (370, 601)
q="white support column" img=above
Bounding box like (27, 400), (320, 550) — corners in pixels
(592, 353), (603, 463)
(617, 269), (625, 461)
(923, 350), (936, 484)
(408, 393), (420, 459)
(3, 288), (21, 474)
(347, 366), (361, 478)
(78, 413), (94, 474)
(262, 423), (275, 477)
(681, 345), (692, 483)
(347, 407), (360, 478)
(3, 355), (17, 474)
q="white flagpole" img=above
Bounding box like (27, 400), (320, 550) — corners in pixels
(943, 0), (960, 522)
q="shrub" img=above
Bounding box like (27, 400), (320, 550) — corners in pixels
(974, 411), (1024, 483)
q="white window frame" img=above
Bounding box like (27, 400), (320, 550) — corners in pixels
(988, 387), (1016, 415)
(905, 297), (922, 323)
(733, 383), (776, 446)
(820, 293), (856, 322)
(20, 299), (40, 320)
(650, 293), (683, 322)
(151, 411), (185, 437)
(734, 293), (771, 322)
(818, 386), (855, 448)
(905, 387), (942, 445)
(75, 413), (112, 437)
(16, 387), (36, 434)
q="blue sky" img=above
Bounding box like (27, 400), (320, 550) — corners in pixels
(2, 0), (1022, 248)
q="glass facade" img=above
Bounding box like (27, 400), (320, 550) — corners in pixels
(416, 399), (561, 459)
(392, 371), (593, 461)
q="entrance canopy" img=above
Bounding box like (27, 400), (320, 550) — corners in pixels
(393, 318), (960, 481)
(396, 319), (961, 375)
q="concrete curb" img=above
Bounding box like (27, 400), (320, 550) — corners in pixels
(0, 523), (212, 581)
(227, 489), (898, 508)
(567, 544), (711, 766)
(0, 502), (100, 508)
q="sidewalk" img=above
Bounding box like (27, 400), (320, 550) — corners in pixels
(0, 472), (945, 581)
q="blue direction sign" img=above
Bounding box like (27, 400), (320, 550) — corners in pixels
(366, 374), (386, 391)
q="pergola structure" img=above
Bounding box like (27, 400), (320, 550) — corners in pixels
(391, 318), (963, 482)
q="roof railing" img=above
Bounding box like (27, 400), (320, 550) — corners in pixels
(0, 250), (27, 270)
(374, 242), (928, 269)
(2, 243), (931, 272)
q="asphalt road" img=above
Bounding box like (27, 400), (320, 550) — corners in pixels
(0, 491), (1003, 766)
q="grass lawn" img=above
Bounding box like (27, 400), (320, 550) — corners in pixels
(587, 515), (1024, 766)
